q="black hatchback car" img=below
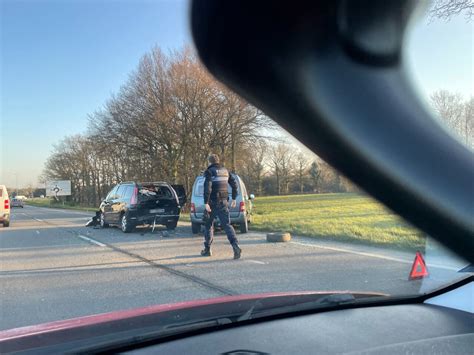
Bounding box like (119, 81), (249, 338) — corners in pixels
(99, 182), (185, 233)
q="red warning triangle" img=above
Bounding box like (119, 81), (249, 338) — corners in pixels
(409, 251), (429, 280)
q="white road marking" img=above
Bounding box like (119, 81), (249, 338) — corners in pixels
(52, 209), (92, 215)
(77, 235), (106, 247)
(35, 230), (40, 235)
(246, 260), (266, 265)
(3, 224), (85, 231)
(0, 244), (84, 252)
(290, 241), (460, 271)
(291, 241), (411, 264)
(34, 218), (44, 222)
(26, 205), (94, 216)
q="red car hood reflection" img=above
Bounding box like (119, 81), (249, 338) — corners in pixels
(0, 291), (386, 353)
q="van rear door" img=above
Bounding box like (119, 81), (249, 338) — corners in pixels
(0, 186), (6, 215)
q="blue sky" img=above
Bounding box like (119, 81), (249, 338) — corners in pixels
(406, 11), (473, 103)
(0, 0), (472, 188)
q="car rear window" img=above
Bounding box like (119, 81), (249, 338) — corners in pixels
(194, 178), (240, 197)
(138, 184), (173, 200)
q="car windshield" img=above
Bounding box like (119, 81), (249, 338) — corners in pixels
(0, 0), (472, 333)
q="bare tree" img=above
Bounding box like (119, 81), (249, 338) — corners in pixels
(44, 44), (366, 202)
(295, 152), (310, 194)
(44, 46), (276, 205)
(463, 96), (474, 148)
(268, 144), (294, 195)
(317, 161), (344, 193)
(431, 90), (473, 148)
(309, 161), (321, 193)
(430, 0), (473, 21)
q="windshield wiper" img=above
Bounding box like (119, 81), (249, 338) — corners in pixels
(238, 293), (358, 321)
(163, 317), (233, 332)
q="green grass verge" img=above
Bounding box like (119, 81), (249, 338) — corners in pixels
(251, 193), (425, 251)
(180, 214), (191, 222)
(25, 198), (97, 212)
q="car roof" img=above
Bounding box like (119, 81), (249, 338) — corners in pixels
(119, 181), (170, 186)
(137, 182), (170, 186)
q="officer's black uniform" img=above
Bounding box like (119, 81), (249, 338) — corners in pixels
(202, 163), (241, 258)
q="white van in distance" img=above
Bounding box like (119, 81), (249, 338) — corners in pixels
(0, 185), (11, 227)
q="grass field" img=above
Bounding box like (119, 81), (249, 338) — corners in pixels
(250, 193), (425, 251)
(26, 194), (425, 250)
(25, 198), (97, 212)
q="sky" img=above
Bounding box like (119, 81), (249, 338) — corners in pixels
(0, 0), (472, 188)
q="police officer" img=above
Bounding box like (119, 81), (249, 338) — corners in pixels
(201, 154), (242, 259)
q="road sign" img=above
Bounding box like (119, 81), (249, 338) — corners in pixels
(46, 180), (71, 197)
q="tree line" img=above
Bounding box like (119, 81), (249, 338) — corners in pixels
(41, 47), (473, 207)
(430, 90), (473, 149)
(42, 47), (273, 206)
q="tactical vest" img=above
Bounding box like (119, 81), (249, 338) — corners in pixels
(206, 164), (230, 202)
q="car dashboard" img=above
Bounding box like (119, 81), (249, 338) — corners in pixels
(125, 302), (473, 354)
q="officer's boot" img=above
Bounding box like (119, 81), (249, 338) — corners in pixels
(232, 244), (241, 260)
(201, 246), (212, 257)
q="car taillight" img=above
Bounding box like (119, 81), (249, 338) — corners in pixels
(239, 201), (245, 212)
(130, 187), (138, 205)
(190, 203), (195, 213)
(4, 199), (9, 210)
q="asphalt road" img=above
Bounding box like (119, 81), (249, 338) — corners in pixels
(0, 205), (468, 330)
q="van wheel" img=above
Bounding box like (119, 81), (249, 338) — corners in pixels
(3, 220), (10, 227)
(100, 212), (109, 228)
(239, 219), (248, 234)
(121, 214), (133, 233)
(166, 221), (178, 230)
(192, 222), (200, 234)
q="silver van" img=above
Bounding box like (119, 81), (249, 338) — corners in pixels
(190, 174), (253, 234)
